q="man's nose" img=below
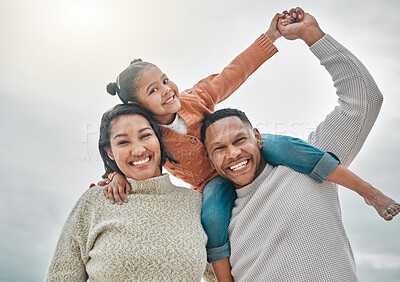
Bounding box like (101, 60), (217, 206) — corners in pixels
(227, 145), (241, 159)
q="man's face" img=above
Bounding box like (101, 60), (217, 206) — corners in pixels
(204, 116), (266, 189)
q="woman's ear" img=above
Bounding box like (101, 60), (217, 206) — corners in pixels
(253, 128), (263, 149)
(107, 150), (115, 160)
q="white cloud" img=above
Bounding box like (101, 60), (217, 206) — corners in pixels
(1, 0), (399, 281)
(357, 253), (400, 269)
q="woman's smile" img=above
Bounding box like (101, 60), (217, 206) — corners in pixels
(108, 114), (162, 180)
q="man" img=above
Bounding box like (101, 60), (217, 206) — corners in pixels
(202, 10), (385, 281)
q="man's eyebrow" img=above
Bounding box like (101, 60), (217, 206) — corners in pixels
(209, 130), (247, 147)
(210, 141), (224, 149)
(233, 131), (247, 140)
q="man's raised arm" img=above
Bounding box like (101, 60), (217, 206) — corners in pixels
(279, 11), (383, 166)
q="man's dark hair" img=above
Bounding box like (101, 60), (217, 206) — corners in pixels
(201, 108), (253, 143)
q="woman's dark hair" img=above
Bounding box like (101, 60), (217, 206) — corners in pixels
(98, 104), (178, 179)
(106, 58), (155, 104)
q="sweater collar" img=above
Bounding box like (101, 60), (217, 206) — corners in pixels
(126, 174), (174, 195)
(235, 164), (274, 199)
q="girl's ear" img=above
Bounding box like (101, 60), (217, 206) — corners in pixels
(107, 150), (115, 160)
(253, 128), (263, 149)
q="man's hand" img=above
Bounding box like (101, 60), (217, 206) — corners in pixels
(282, 7), (304, 23)
(278, 9), (325, 46)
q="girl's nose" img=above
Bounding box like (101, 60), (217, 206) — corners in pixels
(162, 85), (171, 96)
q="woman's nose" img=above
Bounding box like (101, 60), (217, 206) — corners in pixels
(130, 143), (146, 156)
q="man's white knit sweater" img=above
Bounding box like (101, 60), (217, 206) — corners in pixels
(228, 34), (383, 281)
(45, 174), (209, 281)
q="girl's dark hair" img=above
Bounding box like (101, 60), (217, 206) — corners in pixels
(98, 104), (178, 179)
(106, 58), (155, 104)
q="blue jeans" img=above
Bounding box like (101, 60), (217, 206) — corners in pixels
(201, 133), (340, 263)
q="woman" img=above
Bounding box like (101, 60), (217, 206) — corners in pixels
(45, 104), (212, 281)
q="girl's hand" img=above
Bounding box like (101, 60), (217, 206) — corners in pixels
(281, 7), (304, 25)
(265, 8), (305, 42)
(102, 173), (131, 205)
(265, 13), (283, 43)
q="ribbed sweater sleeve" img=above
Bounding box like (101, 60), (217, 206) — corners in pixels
(307, 34), (383, 166)
(190, 34), (277, 108)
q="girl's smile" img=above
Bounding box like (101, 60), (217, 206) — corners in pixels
(133, 66), (181, 125)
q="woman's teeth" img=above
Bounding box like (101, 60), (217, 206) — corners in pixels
(230, 160), (248, 171)
(130, 157), (150, 166)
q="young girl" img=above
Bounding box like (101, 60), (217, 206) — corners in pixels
(99, 13), (399, 281)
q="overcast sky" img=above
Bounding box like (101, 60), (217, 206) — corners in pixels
(1, 0), (399, 281)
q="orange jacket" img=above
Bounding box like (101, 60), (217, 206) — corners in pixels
(160, 34), (278, 195)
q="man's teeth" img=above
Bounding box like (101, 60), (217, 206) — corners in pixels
(131, 157), (150, 166)
(230, 160), (248, 171)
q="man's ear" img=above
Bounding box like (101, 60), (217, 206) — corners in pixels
(253, 128), (263, 149)
(107, 150), (115, 160)
(127, 101), (140, 106)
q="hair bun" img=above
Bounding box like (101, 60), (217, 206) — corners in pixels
(106, 82), (118, 96)
(130, 58), (143, 65)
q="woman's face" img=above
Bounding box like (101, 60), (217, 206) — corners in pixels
(107, 114), (162, 180)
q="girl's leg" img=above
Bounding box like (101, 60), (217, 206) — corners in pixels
(327, 164), (400, 220)
(261, 133), (400, 220)
(261, 133), (340, 183)
(201, 176), (236, 281)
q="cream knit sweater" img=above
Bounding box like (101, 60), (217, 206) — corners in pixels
(45, 174), (212, 281)
(228, 35), (383, 281)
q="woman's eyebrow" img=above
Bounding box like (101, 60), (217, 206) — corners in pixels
(138, 127), (152, 133)
(113, 133), (127, 140)
(113, 127), (152, 140)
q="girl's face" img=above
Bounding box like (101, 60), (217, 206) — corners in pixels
(107, 114), (162, 180)
(132, 66), (181, 125)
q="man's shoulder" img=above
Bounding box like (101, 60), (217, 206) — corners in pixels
(255, 165), (312, 187)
